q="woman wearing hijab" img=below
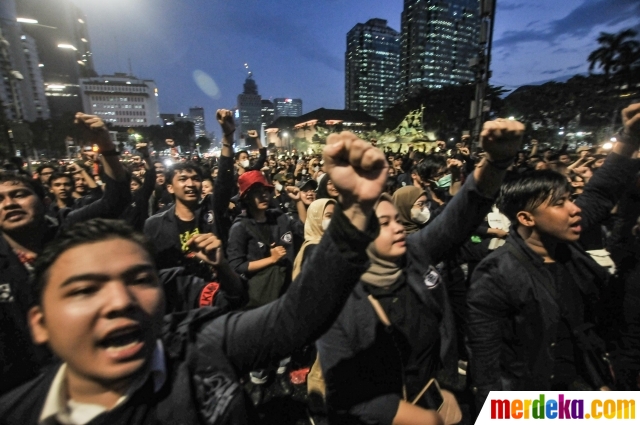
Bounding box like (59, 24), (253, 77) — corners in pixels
(293, 198), (337, 279)
(316, 119), (523, 425)
(391, 186), (431, 234)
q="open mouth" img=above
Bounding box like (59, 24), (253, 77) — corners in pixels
(183, 189), (197, 196)
(569, 220), (582, 233)
(98, 326), (146, 359)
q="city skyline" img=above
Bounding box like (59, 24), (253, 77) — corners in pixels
(19, 0), (640, 129)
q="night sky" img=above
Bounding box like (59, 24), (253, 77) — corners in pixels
(77, 0), (640, 135)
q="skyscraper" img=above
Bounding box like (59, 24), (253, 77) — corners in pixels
(0, 0), (50, 121)
(345, 18), (400, 119)
(274, 98), (302, 120)
(400, 0), (480, 97)
(261, 99), (274, 127)
(237, 73), (262, 138)
(189, 107), (206, 138)
(16, 0), (97, 117)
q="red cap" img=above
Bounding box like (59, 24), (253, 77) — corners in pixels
(238, 170), (273, 198)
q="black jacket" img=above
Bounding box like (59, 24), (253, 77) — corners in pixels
(467, 152), (640, 408)
(226, 209), (303, 278)
(144, 155), (235, 272)
(0, 205), (375, 425)
(318, 175), (495, 425)
(121, 166), (156, 231)
(0, 173), (131, 395)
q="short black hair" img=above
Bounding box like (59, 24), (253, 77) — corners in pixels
(497, 170), (571, 223)
(131, 174), (143, 186)
(0, 172), (46, 200)
(166, 161), (203, 184)
(235, 150), (248, 161)
(416, 155), (447, 181)
(36, 163), (57, 174)
(48, 171), (72, 186)
(31, 219), (154, 306)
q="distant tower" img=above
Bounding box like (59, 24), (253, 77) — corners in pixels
(189, 107), (206, 138)
(345, 18), (400, 119)
(237, 72), (262, 145)
(400, 0), (480, 97)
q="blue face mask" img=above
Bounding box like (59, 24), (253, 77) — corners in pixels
(436, 173), (452, 188)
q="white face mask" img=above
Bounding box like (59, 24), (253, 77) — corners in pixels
(301, 169), (307, 175)
(313, 166), (320, 172)
(275, 183), (283, 192)
(240, 159), (250, 169)
(411, 207), (431, 224)
(322, 219), (331, 231)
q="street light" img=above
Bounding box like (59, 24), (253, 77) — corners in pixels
(57, 43), (77, 50)
(16, 18), (38, 24)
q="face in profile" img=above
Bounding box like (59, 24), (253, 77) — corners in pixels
(524, 192), (582, 242)
(29, 238), (164, 386)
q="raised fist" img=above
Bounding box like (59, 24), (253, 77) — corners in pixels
(247, 130), (258, 139)
(74, 113), (113, 152)
(621, 103), (640, 144)
(217, 109), (235, 136)
(323, 131), (388, 208)
(480, 118), (525, 161)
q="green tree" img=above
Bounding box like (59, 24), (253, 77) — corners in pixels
(588, 29), (639, 79)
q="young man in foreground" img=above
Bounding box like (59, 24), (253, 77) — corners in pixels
(0, 132), (390, 425)
(467, 103), (640, 408)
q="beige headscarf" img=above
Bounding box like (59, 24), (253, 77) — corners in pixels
(392, 186), (426, 235)
(360, 194), (404, 287)
(292, 198), (337, 279)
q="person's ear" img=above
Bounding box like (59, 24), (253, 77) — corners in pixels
(29, 305), (49, 345)
(516, 210), (535, 228)
(166, 184), (174, 194)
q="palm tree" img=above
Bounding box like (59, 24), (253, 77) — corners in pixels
(588, 29), (639, 78)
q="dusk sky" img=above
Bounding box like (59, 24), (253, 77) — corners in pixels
(77, 0), (640, 134)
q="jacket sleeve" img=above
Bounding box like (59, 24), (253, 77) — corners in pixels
(207, 156), (236, 244)
(466, 255), (512, 410)
(248, 147), (267, 171)
(62, 173), (132, 229)
(199, 206), (374, 375)
(408, 174), (495, 266)
(576, 153), (640, 232)
(139, 166), (156, 202)
(226, 222), (252, 276)
(317, 316), (401, 425)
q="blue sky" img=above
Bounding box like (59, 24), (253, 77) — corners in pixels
(76, 0), (640, 133)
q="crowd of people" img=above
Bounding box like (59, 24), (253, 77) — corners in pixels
(0, 103), (639, 425)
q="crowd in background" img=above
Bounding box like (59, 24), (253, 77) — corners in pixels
(0, 104), (639, 425)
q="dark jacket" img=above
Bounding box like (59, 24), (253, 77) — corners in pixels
(317, 175), (495, 425)
(159, 266), (245, 314)
(467, 152), (640, 408)
(226, 209), (303, 278)
(0, 173), (131, 395)
(144, 155), (235, 272)
(0, 205), (375, 425)
(121, 167), (156, 231)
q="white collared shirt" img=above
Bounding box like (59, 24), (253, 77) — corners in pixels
(39, 340), (166, 425)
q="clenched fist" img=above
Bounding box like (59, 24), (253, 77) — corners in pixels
(323, 131), (387, 209)
(480, 118), (525, 161)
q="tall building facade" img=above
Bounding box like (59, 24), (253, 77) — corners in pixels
(16, 0), (97, 117)
(189, 107), (206, 138)
(79, 73), (161, 127)
(0, 0), (50, 121)
(274, 98), (302, 120)
(237, 73), (262, 137)
(345, 18), (400, 119)
(400, 0), (480, 96)
(261, 99), (274, 126)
